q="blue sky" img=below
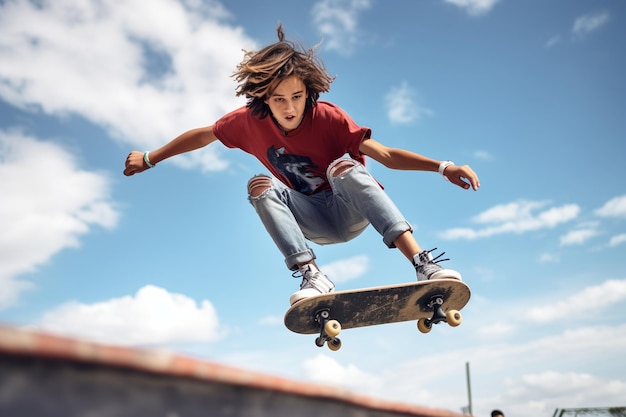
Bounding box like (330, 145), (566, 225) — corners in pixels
(1, 0), (625, 415)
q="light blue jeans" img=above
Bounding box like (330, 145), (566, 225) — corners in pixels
(248, 158), (413, 270)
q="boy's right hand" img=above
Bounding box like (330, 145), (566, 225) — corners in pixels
(123, 151), (149, 176)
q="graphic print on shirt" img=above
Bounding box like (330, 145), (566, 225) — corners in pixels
(267, 145), (325, 194)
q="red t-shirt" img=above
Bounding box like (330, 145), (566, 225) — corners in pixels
(213, 101), (372, 195)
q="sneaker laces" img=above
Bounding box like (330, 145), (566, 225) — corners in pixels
(292, 265), (334, 293)
(292, 265), (319, 289)
(420, 248), (450, 265)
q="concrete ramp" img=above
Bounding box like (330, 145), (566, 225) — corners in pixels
(0, 325), (466, 417)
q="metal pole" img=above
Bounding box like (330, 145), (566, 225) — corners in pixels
(466, 362), (473, 416)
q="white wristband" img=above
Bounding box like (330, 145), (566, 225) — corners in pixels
(438, 160), (454, 181)
(144, 151), (155, 168)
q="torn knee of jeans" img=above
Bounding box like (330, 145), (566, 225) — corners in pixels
(328, 159), (357, 178)
(247, 175), (273, 198)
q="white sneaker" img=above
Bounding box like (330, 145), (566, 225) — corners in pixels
(289, 264), (335, 305)
(413, 248), (462, 281)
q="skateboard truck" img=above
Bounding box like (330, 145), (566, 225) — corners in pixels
(417, 295), (463, 334)
(313, 309), (342, 351)
(425, 297), (448, 326)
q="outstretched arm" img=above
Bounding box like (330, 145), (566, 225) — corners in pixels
(359, 138), (480, 191)
(123, 126), (218, 176)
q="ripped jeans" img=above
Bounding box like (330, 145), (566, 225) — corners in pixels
(248, 158), (413, 270)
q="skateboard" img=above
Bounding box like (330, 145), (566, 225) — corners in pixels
(284, 279), (470, 351)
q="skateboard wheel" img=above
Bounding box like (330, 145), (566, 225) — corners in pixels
(315, 336), (325, 347)
(324, 320), (341, 337)
(417, 318), (432, 334)
(446, 309), (462, 327)
(328, 337), (342, 351)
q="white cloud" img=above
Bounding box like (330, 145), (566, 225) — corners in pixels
(595, 194), (626, 218)
(572, 10), (610, 38)
(302, 353), (382, 392)
(538, 252), (560, 263)
(442, 0), (500, 16)
(320, 255), (369, 284)
(259, 315), (282, 326)
(559, 227), (599, 246)
(349, 323), (626, 415)
(0, 131), (118, 309)
(35, 285), (222, 346)
(609, 233), (626, 247)
(527, 279), (626, 323)
(440, 200), (580, 240)
(312, 0), (371, 55)
(504, 371), (626, 413)
(0, 0), (252, 172)
(473, 150), (493, 161)
(546, 10), (609, 49)
(442, 195), (625, 243)
(544, 34), (561, 49)
(494, 325), (626, 415)
(477, 322), (515, 337)
(385, 82), (432, 125)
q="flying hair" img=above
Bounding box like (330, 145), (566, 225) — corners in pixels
(232, 23), (335, 118)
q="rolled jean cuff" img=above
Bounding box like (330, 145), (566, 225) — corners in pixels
(382, 220), (413, 248)
(285, 249), (317, 271)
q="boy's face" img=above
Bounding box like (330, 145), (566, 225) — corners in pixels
(264, 75), (308, 132)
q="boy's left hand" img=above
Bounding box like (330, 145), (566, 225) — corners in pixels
(444, 165), (480, 191)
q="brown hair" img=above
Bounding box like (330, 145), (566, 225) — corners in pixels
(232, 23), (335, 118)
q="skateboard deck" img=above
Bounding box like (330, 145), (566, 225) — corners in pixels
(284, 279), (470, 350)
